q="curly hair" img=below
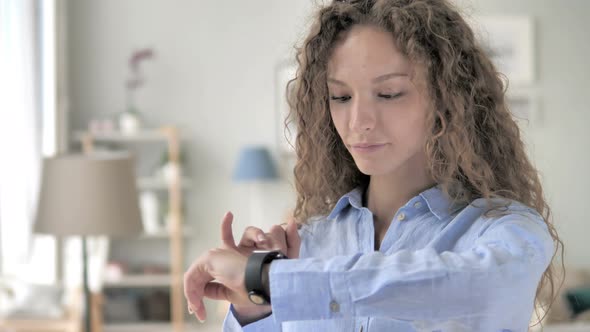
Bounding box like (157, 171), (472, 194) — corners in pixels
(284, 0), (564, 326)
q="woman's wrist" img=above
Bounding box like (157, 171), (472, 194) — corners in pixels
(233, 262), (273, 326)
(262, 262), (271, 297)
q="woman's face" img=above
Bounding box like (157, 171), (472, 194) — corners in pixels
(327, 24), (431, 177)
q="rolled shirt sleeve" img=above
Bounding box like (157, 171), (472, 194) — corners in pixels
(268, 212), (554, 326)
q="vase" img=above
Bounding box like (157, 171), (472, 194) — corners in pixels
(119, 111), (141, 135)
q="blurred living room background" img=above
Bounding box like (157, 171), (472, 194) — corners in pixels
(0, 0), (588, 331)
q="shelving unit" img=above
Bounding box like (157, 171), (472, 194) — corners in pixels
(99, 322), (172, 332)
(76, 126), (187, 332)
(137, 177), (191, 191)
(138, 226), (193, 239)
(103, 274), (172, 288)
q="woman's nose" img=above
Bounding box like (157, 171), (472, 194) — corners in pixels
(349, 97), (376, 132)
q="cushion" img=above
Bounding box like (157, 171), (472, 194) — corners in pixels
(0, 277), (64, 319)
(566, 287), (590, 318)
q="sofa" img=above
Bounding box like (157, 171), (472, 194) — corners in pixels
(530, 266), (590, 331)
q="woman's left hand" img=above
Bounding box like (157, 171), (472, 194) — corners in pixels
(183, 246), (250, 322)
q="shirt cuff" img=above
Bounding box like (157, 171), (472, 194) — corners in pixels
(223, 303), (281, 332)
(269, 258), (353, 324)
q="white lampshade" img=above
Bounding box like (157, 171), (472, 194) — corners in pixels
(34, 153), (143, 237)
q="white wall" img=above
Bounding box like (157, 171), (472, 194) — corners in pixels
(67, 0), (589, 288)
(67, 0), (315, 258)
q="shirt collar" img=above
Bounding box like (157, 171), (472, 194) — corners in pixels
(327, 184), (466, 221)
(418, 185), (466, 220)
(327, 187), (364, 220)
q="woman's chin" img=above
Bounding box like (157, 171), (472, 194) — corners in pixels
(354, 162), (393, 176)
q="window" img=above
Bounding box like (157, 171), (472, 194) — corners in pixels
(0, 0), (57, 284)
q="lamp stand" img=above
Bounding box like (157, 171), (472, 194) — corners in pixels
(82, 236), (92, 332)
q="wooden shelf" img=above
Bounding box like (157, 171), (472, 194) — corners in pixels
(103, 322), (172, 332)
(73, 130), (172, 142)
(137, 177), (191, 190)
(140, 226), (193, 239)
(103, 274), (171, 288)
(104, 322), (223, 332)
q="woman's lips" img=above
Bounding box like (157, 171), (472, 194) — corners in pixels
(349, 143), (388, 153)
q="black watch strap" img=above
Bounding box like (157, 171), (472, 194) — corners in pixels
(245, 250), (287, 305)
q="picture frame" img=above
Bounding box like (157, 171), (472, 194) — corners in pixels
(506, 89), (540, 156)
(506, 89), (540, 128)
(470, 15), (535, 86)
(274, 60), (298, 156)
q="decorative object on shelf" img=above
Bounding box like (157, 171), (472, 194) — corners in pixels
(118, 110), (142, 135)
(141, 265), (169, 275)
(233, 146), (279, 228)
(88, 115), (116, 134)
(160, 198), (186, 231)
(159, 162), (181, 185)
(139, 190), (160, 234)
(120, 48), (155, 135)
(103, 290), (141, 322)
(34, 152), (144, 332)
(275, 60), (298, 156)
(155, 146), (187, 185)
(104, 261), (128, 282)
(469, 16), (534, 86)
(137, 290), (170, 321)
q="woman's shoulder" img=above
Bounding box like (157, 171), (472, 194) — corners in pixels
(464, 197), (544, 221)
(460, 197), (550, 241)
(435, 197), (554, 265)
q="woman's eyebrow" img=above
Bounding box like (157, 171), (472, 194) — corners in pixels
(327, 72), (409, 86)
(372, 72), (408, 83)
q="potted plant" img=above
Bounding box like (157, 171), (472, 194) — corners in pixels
(119, 48), (155, 134)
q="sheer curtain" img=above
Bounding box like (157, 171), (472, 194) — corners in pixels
(0, 0), (56, 284)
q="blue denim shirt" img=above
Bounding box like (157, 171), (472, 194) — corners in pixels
(223, 185), (553, 331)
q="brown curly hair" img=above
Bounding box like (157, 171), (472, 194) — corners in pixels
(284, 0), (564, 326)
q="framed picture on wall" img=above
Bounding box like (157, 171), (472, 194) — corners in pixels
(506, 89), (540, 157)
(470, 15), (535, 86)
(274, 60), (298, 156)
(507, 89), (540, 127)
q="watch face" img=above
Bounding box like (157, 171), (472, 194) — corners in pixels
(248, 292), (268, 305)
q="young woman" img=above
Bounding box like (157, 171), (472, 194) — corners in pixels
(183, 0), (563, 331)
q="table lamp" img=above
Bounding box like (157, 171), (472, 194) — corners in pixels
(34, 153), (143, 332)
(232, 146), (278, 228)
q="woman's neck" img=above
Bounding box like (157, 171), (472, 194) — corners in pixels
(364, 166), (436, 226)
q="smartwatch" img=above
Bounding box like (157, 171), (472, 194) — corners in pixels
(245, 250), (287, 305)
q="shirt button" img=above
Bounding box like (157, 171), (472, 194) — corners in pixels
(397, 212), (406, 221)
(413, 201), (422, 209)
(329, 300), (340, 313)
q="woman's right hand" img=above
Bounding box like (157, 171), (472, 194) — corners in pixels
(219, 212), (301, 324)
(222, 213), (301, 259)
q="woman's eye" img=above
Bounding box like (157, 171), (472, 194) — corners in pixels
(378, 92), (403, 99)
(330, 96), (351, 103)
(329, 93), (403, 103)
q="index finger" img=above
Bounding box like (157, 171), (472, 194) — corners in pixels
(220, 211), (237, 250)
